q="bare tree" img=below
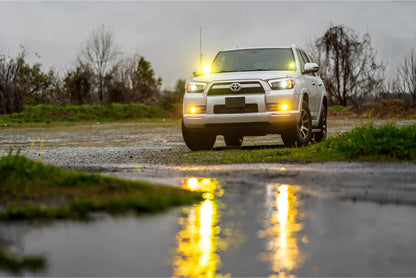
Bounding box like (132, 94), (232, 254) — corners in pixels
(311, 25), (385, 108)
(78, 25), (120, 104)
(0, 52), (25, 114)
(397, 49), (416, 103)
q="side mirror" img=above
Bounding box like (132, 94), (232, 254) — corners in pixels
(304, 63), (319, 73)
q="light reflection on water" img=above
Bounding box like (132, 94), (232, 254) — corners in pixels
(172, 177), (230, 278)
(260, 184), (306, 277)
(173, 178), (307, 277)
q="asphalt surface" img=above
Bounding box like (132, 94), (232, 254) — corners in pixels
(1, 119), (416, 276)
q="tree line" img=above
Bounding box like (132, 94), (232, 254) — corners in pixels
(1, 24), (415, 115)
(0, 25), (184, 114)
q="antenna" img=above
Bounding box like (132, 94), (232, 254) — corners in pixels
(200, 27), (203, 74)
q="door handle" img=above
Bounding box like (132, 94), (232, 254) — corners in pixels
(318, 83), (323, 87)
(311, 82), (316, 86)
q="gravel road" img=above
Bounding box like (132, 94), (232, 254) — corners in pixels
(1, 118), (415, 206)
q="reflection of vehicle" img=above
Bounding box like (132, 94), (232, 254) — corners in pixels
(182, 46), (327, 151)
(262, 184), (306, 274)
(172, 178), (225, 277)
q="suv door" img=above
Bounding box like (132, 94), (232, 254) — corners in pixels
(296, 49), (318, 119)
(301, 51), (323, 117)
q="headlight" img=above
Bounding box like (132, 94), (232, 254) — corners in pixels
(185, 82), (207, 93)
(268, 79), (296, 90)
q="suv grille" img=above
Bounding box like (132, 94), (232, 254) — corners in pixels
(207, 81), (265, 95)
(214, 104), (258, 114)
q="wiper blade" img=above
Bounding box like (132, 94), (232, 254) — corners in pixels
(214, 70), (235, 73)
(238, 69), (274, 72)
(214, 69), (276, 73)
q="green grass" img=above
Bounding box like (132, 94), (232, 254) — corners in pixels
(319, 123), (416, 160)
(158, 123), (416, 164)
(0, 152), (202, 221)
(0, 103), (181, 124)
(0, 248), (45, 274)
(328, 105), (352, 114)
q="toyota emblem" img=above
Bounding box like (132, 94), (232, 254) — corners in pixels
(230, 82), (242, 92)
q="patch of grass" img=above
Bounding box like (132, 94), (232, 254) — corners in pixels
(328, 105), (352, 113)
(0, 248), (45, 274)
(0, 153), (202, 221)
(0, 103), (182, 124)
(154, 123), (416, 164)
(321, 122), (416, 160)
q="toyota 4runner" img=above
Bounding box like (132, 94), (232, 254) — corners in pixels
(182, 45), (327, 151)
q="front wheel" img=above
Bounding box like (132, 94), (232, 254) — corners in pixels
(281, 101), (312, 147)
(224, 135), (243, 148)
(182, 120), (216, 151)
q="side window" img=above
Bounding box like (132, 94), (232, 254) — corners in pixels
(296, 49), (305, 73)
(301, 51), (310, 63)
(300, 50), (315, 76)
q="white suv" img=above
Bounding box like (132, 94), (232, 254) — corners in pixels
(182, 45), (327, 151)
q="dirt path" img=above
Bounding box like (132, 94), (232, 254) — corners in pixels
(1, 118), (415, 166)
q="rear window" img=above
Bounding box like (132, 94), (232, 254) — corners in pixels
(211, 48), (296, 73)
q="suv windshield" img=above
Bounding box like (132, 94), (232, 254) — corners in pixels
(211, 48), (296, 73)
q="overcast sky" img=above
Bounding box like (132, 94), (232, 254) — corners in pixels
(1, 1), (415, 88)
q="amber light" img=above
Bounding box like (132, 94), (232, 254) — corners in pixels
(188, 105), (206, 114)
(189, 106), (197, 114)
(286, 80), (296, 89)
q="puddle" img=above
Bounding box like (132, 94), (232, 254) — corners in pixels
(1, 177), (416, 276)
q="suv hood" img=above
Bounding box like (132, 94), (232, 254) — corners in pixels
(192, 71), (294, 83)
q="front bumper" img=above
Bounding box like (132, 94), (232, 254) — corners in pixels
(183, 111), (299, 136)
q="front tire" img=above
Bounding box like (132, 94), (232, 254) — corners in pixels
(182, 120), (216, 151)
(281, 101), (312, 147)
(224, 135), (243, 148)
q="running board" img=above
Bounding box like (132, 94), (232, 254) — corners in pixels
(312, 128), (321, 133)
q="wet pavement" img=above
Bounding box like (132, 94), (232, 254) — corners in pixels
(1, 119), (416, 276)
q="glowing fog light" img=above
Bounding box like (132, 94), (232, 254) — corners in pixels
(189, 106), (197, 114)
(267, 103), (290, 111)
(188, 105), (206, 114)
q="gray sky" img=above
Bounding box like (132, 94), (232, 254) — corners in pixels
(1, 1), (415, 89)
